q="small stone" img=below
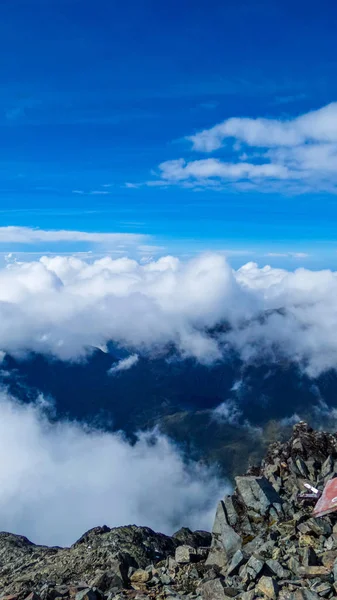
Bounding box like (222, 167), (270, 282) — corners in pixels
(293, 590), (321, 600)
(299, 534), (318, 548)
(288, 556), (301, 575)
(199, 578), (227, 600)
(321, 550), (337, 569)
(310, 581), (332, 597)
(243, 555), (264, 581)
(130, 569), (151, 584)
(301, 546), (318, 566)
(321, 455), (334, 478)
(299, 565), (331, 579)
(324, 535), (335, 550)
(160, 573), (172, 585)
(168, 556), (178, 570)
(295, 457), (309, 478)
(333, 557), (337, 581)
(256, 576), (279, 599)
(175, 544), (197, 563)
(240, 592), (255, 600)
(226, 549), (247, 576)
(266, 558), (287, 578)
(298, 518), (332, 537)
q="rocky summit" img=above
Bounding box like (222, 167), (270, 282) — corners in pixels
(5, 424), (337, 599)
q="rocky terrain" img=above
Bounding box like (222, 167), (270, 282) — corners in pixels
(4, 422), (337, 599)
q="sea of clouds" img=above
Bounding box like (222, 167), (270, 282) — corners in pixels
(0, 252), (337, 375)
(1, 251), (337, 546)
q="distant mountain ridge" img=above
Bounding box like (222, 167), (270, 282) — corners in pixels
(1, 347), (337, 479)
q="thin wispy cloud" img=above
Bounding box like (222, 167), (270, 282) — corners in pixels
(108, 354), (139, 374)
(265, 252), (309, 258)
(0, 226), (146, 246)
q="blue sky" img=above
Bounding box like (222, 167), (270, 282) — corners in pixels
(1, 0), (337, 268)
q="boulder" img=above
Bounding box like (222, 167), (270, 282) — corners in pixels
(174, 545), (197, 564)
(235, 476), (283, 516)
(206, 500), (242, 569)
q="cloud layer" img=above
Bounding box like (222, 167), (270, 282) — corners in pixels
(0, 389), (223, 546)
(0, 226), (145, 247)
(0, 253), (337, 375)
(149, 103), (337, 192)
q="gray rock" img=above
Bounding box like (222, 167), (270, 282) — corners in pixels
(310, 580), (332, 597)
(199, 578), (228, 600)
(75, 590), (98, 600)
(240, 592), (255, 600)
(235, 476), (282, 516)
(333, 557), (337, 581)
(301, 546), (318, 567)
(321, 455), (334, 478)
(245, 555), (264, 580)
(226, 549), (247, 576)
(295, 457), (309, 478)
(288, 555), (301, 575)
(266, 558), (287, 578)
(256, 576), (279, 599)
(293, 590), (321, 600)
(172, 528), (211, 548)
(298, 518), (332, 537)
(206, 501), (242, 569)
(175, 545), (197, 564)
(222, 496), (238, 528)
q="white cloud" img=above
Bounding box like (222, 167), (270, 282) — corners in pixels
(108, 354), (139, 374)
(188, 103), (337, 151)
(0, 390), (223, 546)
(212, 400), (242, 424)
(148, 103), (337, 192)
(265, 252), (309, 259)
(2, 252), (337, 375)
(125, 182), (141, 189)
(0, 226), (145, 246)
(157, 158), (291, 183)
(89, 190), (110, 195)
(0, 252), (249, 362)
